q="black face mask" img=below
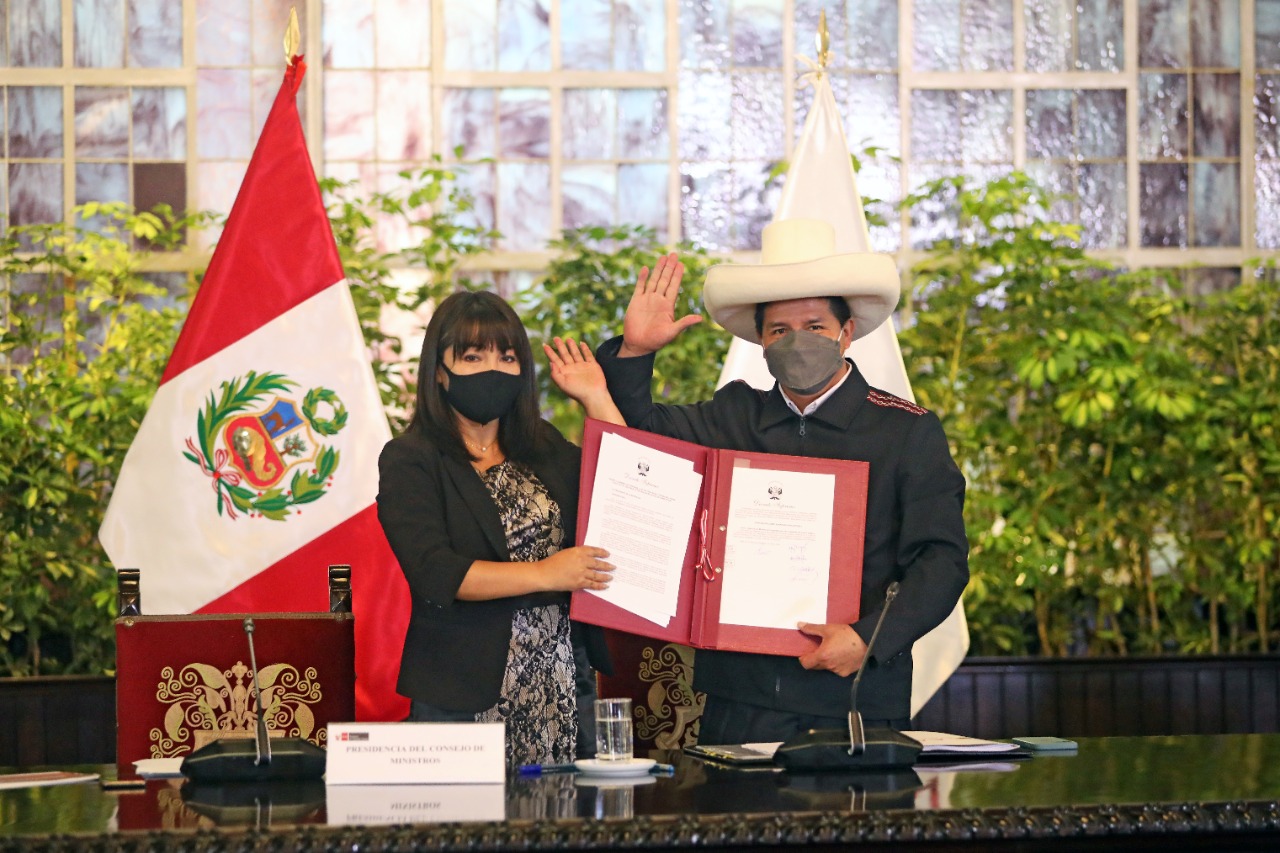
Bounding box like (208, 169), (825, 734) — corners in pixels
(441, 365), (523, 425)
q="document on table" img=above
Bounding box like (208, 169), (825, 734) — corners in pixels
(719, 465), (835, 628)
(0, 771), (100, 790)
(580, 431), (703, 626)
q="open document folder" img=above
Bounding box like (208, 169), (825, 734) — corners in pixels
(570, 419), (869, 655)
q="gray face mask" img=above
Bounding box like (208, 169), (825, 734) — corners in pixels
(762, 330), (846, 395)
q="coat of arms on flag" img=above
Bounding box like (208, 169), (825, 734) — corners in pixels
(184, 372), (347, 520)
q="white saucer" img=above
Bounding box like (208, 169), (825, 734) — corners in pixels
(573, 757), (656, 777)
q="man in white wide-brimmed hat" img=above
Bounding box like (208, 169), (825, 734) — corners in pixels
(595, 217), (969, 744)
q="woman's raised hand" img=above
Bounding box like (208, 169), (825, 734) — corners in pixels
(538, 546), (615, 592)
(544, 336), (626, 425)
(619, 252), (702, 357)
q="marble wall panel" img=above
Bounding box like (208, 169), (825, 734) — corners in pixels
(733, 157), (778, 249)
(911, 90), (962, 162)
(1255, 160), (1280, 248)
(618, 162), (668, 235)
(7, 86), (62, 158)
(376, 71), (430, 161)
(1026, 90), (1074, 160)
(75, 87), (129, 157)
(451, 161), (496, 233)
(194, 160), (248, 244)
(1193, 73), (1240, 157)
(1139, 0), (1189, 68)
(1076, 0), (1123, 71)
(75, 162), (129, 210)
(498, 0), (550, 72)
(441, 88), (496, 160)
(196, 69), (252, 159)
(373, 163), (427, 253)
(843, 73), (899, 154)
(961, 90), (1013, 162)
(1078, 162), (1126, 248)
(128, 0), (181, 67)
(1255, 74), (1280, 159)
(132, 87), (186, 160)
(323, 0), (374, 68)
(615, 0), (665, 72)
(677, 70), (731, 159)
(680, 0), (730, 69)
(907, 163), (959, 249)
(75, 0), (125, 68)
(848, 0), (899, 70)
(680, 160), (733, 248)
(444, 0), (497, 70)
(562, 0), (612, 71)
(497, 88), (550, 159)
(134, 161), (186, 219)
(563, 89), (615, 159)
(1191, 0), (1239, 68)
(8, 162), (61, 227)
(1192, 161), (1240, 246)
(1138, 73), (1189, 159)
(1259, 0), (1280, 68)
(1023, 160), (1076, 222)
(1077, 89), (1126, 158)
(854, 159), (902, 251)
(375, 0), (430, 68)
(618, 89), (668, 159)
(323, 71), (376, 161)
(961, 0), (1013, 72)
(9, 0), (61, 67)
(196, 0), (250, 66)
(496, 161), (549, 250)
(731, 0), (784, 68)
(1025, 0), (1072, 72)
(1139, 162), (1188, 246)
(731, 72), (783, 160)
(562, 163), (616, 229)
(913, 0), (962, 71)
(252, 0), (303, 65)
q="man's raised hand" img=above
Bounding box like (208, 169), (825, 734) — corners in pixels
(618, 252), (703, 357)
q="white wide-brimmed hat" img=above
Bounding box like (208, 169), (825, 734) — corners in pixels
(703, 218), (900, 343)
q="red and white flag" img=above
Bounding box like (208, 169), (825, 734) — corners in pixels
(715, 69), (969, 717)
(99, 56), (410, 723)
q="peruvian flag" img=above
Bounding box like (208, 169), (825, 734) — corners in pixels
(99, 56), (410, 722)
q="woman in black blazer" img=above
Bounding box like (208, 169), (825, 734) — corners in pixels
(377, 291), (622, 768)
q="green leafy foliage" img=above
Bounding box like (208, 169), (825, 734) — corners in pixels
(900, 172), (1277, 656)
(518, 225), (731, 441)
(0, 204), (211, 675)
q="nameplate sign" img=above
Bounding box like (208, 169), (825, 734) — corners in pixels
(325, 722), (505, 785)
(326, 783), (505, 824)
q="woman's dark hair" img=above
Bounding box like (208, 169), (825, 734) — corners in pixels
(407, 291), (542, 463)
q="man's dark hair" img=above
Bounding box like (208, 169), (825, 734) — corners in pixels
(754, 296), (852, 336)
(407, 290), (542, 463)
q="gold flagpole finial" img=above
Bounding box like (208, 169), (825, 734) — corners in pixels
(816, 9), (831, 69)
(283, 6), (301, 62)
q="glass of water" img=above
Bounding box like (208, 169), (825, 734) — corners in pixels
(593, 697), (633, 761)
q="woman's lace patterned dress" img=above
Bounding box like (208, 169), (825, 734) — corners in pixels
(474, 460), (577, 767)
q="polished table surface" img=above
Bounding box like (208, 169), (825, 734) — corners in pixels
(3, 735), (1280, 851)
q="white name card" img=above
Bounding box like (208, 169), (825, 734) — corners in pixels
(326, 783), (505, 825)
(325, 722), (505, 785)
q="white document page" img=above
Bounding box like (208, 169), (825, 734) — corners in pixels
(581, 431), (703, 625)
(719, 466), (835, 628)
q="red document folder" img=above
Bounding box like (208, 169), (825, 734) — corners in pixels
(570, 419), (869, 656)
